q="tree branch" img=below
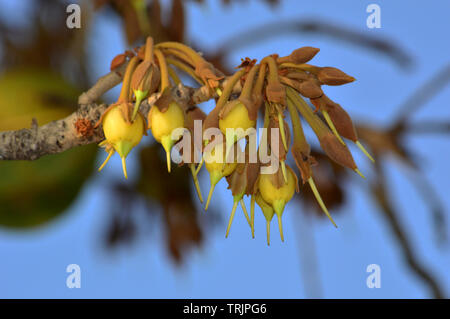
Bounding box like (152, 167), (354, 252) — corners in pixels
(0, 103), (107, 160)
(0, 67), (235, 161)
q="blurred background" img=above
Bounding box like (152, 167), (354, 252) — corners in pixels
(0, 0), (449, 298)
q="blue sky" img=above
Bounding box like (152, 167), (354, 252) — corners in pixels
(0, 0), (449, 298)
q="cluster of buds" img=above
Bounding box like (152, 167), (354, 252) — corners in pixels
(96, 38), (374, 245)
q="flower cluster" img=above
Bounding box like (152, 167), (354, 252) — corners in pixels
(96, 37), (373, 245)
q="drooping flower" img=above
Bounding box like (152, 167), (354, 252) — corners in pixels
(148, 91), (185, 173)
(99, 105), (146, 179)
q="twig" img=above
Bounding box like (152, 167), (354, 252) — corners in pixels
(0, 75), (235, 161)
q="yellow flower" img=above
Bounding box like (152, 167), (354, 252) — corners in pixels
(204, 141), (238, 211)
(219, 100), (255, 159)
(258, 165), (297, 241)
(148, 101), (185, 172)
(98, 105), (145, 179)
(219, 101), (255, 136)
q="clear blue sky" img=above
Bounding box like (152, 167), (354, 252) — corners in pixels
(0, 0), (449, 298)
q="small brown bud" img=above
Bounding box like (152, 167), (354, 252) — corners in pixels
(319, 132), (357, 170)
(317, 67), (355, 86)
(321, 95), (358, 142)
(288, 47), (320, 64)
(131, 61), (161, 96)
(297, 80), (323, 99)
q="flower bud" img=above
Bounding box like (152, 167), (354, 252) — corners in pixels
(285, 47), (320, 64)
(317, 67), (355, 86)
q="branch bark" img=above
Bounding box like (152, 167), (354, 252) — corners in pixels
(0, 68), (238, 161)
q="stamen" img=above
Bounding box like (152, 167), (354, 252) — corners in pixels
(190, 164), (203, 203)
(277, 214), (284, 242)
(98, 150), (114, 172)
(161, 135), (174, 173)
(195, 156), (204, 175)
(355, 168), (366, 179)
(278, 109), (288, 151)
(281, 161), (288, 184)
(121, 157), (128, 179)
(131, 91), (146, 122)
(322, 110), (345, 146)
(226, 201), (239, 238)
(307, 177), (337, 227)
(355, 140), (375, 163)
(240, 199), (251, 228)
(266, 221), (271, 246)
(205, 184), (216, 211)
(166, 150), (171, 173)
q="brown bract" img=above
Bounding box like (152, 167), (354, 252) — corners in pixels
(241, 96), (259, 121)
(245, 161), (261, 195)
(291, 145), (315, 184)
(115, 102), (134, 124)
(226, 162), (247, 198)
(203, 104), (221, 132)
(94, 102), (129, 128)
(265, 82), (286, 105)
(218, 99), (239, 120)
(268, 165), (299, 191)
(178, 106), (206, 164)
(153, 87), (174, 112)
(194, 60), (224, 91)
